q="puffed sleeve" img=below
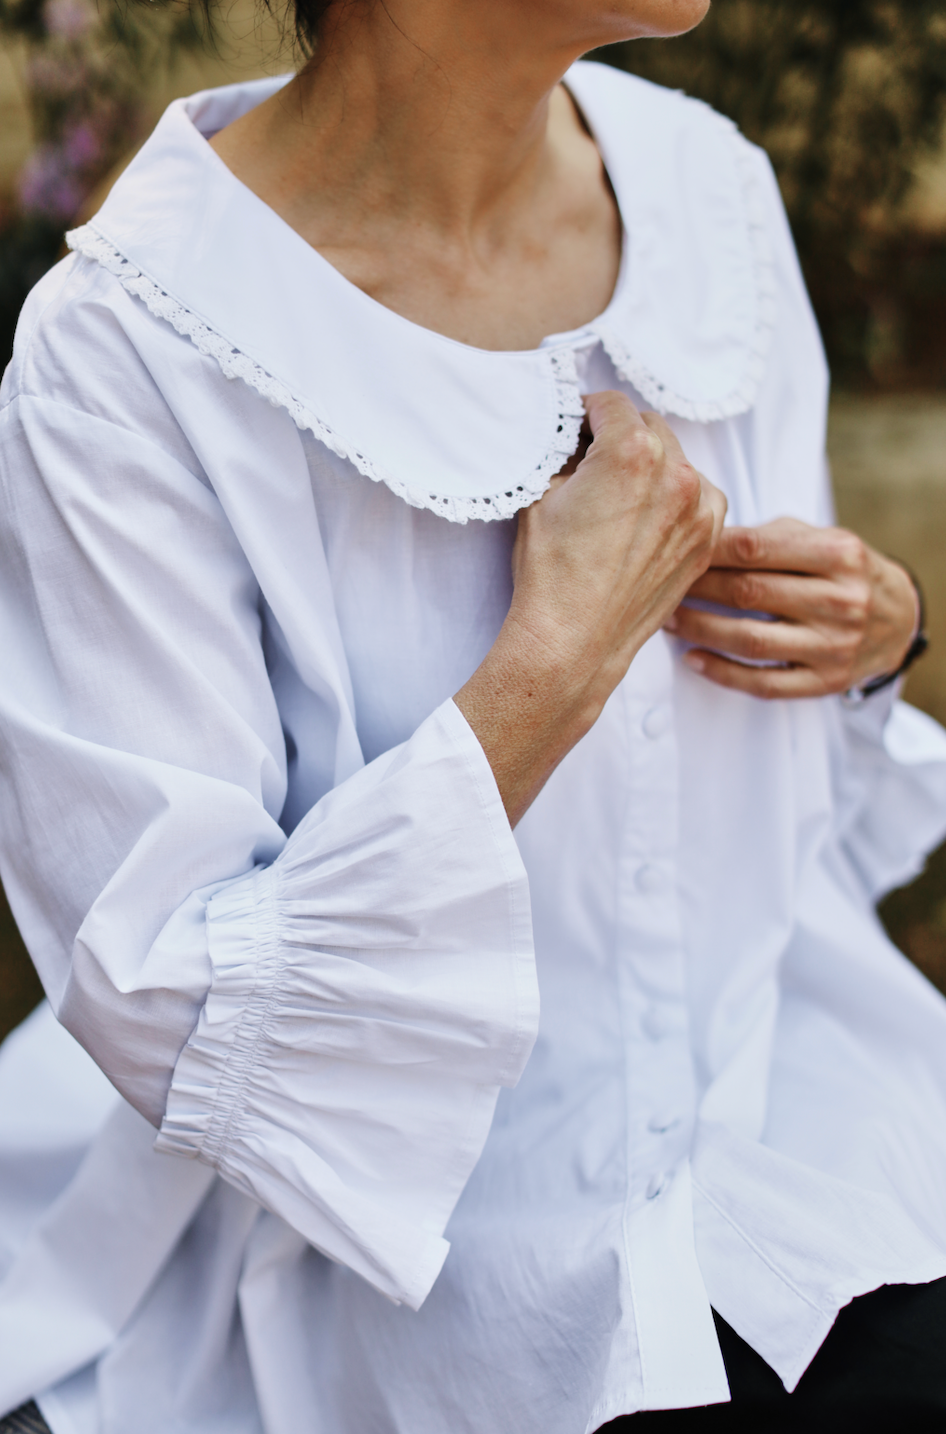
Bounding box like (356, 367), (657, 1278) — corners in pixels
(743, 144), (946, 903)
(830, 688), (946, 902)
(0, 331), (537, 1308)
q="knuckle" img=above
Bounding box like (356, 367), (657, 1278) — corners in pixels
(743, 626), (769, 662)
(831, 531), (868, 573)
(836, 580), (871, 628)
(731, 528), (763, 566)
(732, 573), (761, 610)
(671, 461), (702, 514)
(615, 428), (662, 470)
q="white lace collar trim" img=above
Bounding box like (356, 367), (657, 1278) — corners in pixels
(67, 62), (775, 524)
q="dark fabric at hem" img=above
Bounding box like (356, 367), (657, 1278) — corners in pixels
(0, 1404), (52, 1434)
(598, 1278), (946, 1430)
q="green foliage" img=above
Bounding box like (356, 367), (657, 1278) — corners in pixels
(598, 1), (946, 386)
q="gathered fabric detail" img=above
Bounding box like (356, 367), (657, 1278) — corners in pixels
(65, 224), (585, 524)
(153, 699), (540, 1310)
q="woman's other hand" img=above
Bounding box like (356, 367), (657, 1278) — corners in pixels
(456, 391), (727, 824)
(666, 516), (918, 699)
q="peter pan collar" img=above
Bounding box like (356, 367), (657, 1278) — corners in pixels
(67, 61), (775, 524)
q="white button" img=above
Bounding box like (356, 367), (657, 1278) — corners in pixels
(646, 1172), (669, 1200)
(642, 1005), (674, 1040)
(635, 863), (667, 894)
(642, 706), (671, 739)
(647, 1113), (681, 1134)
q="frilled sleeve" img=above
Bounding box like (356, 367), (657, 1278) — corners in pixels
(740, 147), (946, 905)
(155, 701), (536, 1305)
(0, 361), (537, 1308)
(831, 688), (946, 902)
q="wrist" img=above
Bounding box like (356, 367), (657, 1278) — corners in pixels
(849, 558), (928, 701)
(455, 613), (608, 826)
(885, 556), (922, 666)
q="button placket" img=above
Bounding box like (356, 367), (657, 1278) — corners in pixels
(616, 637), (697, 1212)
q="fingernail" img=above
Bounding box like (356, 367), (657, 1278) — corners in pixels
(664, 613), (679, 632)
(684, 651), (705, 673)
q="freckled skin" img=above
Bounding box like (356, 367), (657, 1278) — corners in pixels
(212, 0), (917, 825)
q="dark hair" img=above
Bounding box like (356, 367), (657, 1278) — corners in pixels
(290, 0), (331, 52)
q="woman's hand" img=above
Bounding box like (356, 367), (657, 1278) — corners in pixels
(666, 516), (918, 699)
(456, 391), (727, 825)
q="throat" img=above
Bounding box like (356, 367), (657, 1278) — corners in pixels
(210, 83), (622, 352)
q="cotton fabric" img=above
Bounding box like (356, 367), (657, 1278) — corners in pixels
(1, 61), (946, 1434)
(607, 1279), (946, 1429)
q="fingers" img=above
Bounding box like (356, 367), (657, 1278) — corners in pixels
(579, 400), (724, 534)
(681, 648), (832, 699)
(702, 475), (728, 548)
(667, 606), (824, 667)
(583, 390), (647, 444)
(637, 413), (727, 539)
(640, 409), (688, 465)
(685, 568), (848, 625)
(710, 518), (870, 578)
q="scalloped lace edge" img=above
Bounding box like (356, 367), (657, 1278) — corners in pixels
(65, 225), (585, 525)
(596, 125), (778, 424)
(67, 120), (773, 513)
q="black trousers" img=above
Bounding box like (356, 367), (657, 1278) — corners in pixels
(600, 1279), (946, 1432)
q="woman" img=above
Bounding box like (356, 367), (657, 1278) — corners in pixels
(1, 0), (946, 1429)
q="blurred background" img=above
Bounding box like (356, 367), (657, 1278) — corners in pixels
(2, 0), (946, 1041)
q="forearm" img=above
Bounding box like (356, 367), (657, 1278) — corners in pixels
(454, 615), (605, 827)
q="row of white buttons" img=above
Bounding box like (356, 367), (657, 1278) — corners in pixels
(644, 985), (683, 1200)
(632, 693), (679, 1203)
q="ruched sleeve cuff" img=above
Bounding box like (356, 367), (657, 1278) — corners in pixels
(837, 692), (946, 902)
(155, 699), (538, 1309)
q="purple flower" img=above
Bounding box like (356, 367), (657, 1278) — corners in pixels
(17, 144), (85, 222)
(25, 51), (83, 98)
(64, 120), (103, 169)
(43, 0), (95, 39)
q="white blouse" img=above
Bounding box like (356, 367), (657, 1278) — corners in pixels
(1, 60), (946, 1434)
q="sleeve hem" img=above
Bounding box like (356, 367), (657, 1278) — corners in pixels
(156, 699), (538, 1308)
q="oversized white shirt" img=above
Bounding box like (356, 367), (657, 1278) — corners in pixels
(2, 60), (946, 1434)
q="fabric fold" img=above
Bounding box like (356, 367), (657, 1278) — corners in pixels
(0, 1099), (215, 1417)
(156, 699), (538, 1309)
(64, 61), (777, 522)
(692, 1119), (946, 1393)
(834, 694), (946, 900)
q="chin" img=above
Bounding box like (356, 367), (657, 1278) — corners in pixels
(576, 0), (711, 43)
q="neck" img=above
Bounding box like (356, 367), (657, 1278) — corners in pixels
(247, 0), (617, 241)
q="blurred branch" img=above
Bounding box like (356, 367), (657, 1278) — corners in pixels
(602, 2), (946, 246)
(599, 1), (946, 387)
(0, 0), (218, 368)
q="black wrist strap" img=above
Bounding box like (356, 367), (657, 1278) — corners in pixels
(853, 565), (929, 700)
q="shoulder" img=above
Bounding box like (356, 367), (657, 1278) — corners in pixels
(1, 248), (208, 483)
